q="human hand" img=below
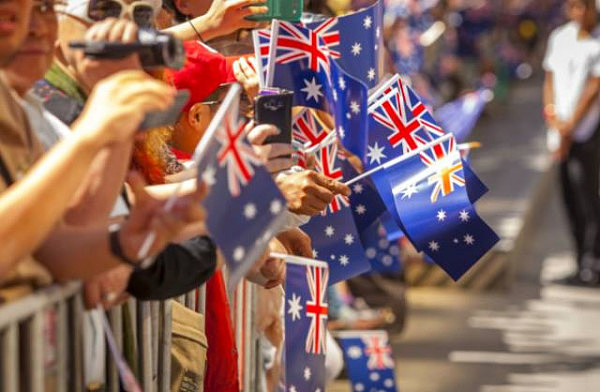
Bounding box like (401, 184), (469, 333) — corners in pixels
(276, 170), (350, 215)
(118, 172), (207, 260)
(276, 228), (313, 258)
(247, 239), (286, 289)
(553, 135), (572, 162)
(72, 18), (143, 92)
(73, 70), (175, 147)
(204, 0), (269, 39)
(246, 122), (295, 173)
(83, 265), (132, 309)
(233, 56), (260, 102)
(555, 119), (575, 138)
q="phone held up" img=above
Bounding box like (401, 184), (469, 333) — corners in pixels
(253, 89), (293, 145)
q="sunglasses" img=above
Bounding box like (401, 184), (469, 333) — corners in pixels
(86, 0), (159, 28)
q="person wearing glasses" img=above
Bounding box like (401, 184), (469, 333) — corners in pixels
(32, 1), (285, 303)
(0, 0), (209, 291)
(544, 0), (600, 286)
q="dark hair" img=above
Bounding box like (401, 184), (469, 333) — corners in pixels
(162, 0), (188, 23)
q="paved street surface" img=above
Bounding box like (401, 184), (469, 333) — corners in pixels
(329, 80), (600, 391)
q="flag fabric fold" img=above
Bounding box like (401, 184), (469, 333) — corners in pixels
(384, 136), (499, 280)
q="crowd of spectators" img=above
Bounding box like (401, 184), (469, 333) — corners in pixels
(0, 0), (571, 391)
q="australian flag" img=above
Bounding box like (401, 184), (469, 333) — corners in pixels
(301, 135), (371, 284)
(292, 107), (329, 150)
(366, 75), (487, 215)
(194, 84), (288, 287)
(304, 0), (383, 88)
(336, 330), (398, 392)
(434, 89), (488, 143)
(267, 20), (369, 159)
(268, 20), (334, 111)
(284, 257), (329, 392)
(385, 135), (499, 280)
(252, 29), (271, 88)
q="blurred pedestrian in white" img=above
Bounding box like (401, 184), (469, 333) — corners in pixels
(543, 0), (600, 285)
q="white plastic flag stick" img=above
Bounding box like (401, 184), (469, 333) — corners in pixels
(100, 307), (143, 392)
(136, 84), (243, 259)
(270, 252), (328, 269)
(343, 134), (453, 187)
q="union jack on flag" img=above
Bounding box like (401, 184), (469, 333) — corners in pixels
(305, 264), (329, 354)
(419, 136), (465, 203)
(370, 74), (445, 142)
(292, 108), (329, 149)
(369, 87), (429, 155)
(363, 334), (395, 370)
(304, 0), (383, 88)
(306, 17), (341, 58)
(216, 119), (262, 197)
(272, 20), (331, 75)
(313, 136), (350, 214)
(336, 330), (398, 392)
(252, 29), (271, 87)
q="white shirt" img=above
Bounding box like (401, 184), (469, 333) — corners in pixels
(543, 22), (600, 142)
(21, 91), (130, 217)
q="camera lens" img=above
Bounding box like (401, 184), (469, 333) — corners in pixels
(87, 0), (122, 21)
(132, 5), (154, 28)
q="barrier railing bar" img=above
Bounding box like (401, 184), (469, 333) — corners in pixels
(1, 323), (19, 392)
(25, 312), (45, 392)
(158, 300), (172, 392)
(107, 306), (122, 392)
(0, 283), (81, 330)
(138, 301), (153, 392)
(151, 301), (160, 390)
(185, 290), (196, 311)
(197, 285), (206, 315)
(68, 294), (84, 392)
(56, 301), (68, 392)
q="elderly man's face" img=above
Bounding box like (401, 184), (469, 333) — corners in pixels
(0, 0), (33, 65)
(4, 1), (58, 95)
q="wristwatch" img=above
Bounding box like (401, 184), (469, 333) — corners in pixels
(108, 226), (155, 269)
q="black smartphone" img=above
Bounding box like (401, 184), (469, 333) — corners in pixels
(139, 90), (190, 131)
(253, 90), (293, 145)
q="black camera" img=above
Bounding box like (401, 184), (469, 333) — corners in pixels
(69, 29), (185, 70)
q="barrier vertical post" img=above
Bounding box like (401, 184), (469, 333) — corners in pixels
(158, 300), (172, 392)
(1, 323), (19, 392)
(56, 302), (68, 392)
(107, 306), (123, 392)
(138, 301), (153, 392)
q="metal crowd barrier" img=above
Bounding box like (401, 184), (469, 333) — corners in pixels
(0, 278), (260, 392)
